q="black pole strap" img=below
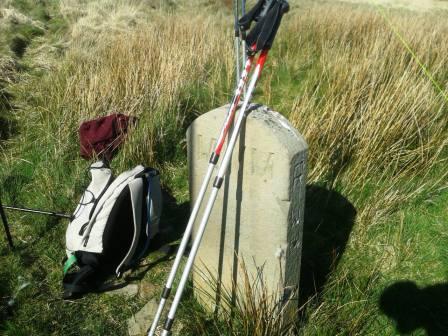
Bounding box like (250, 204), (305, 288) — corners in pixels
(238, 0), (272, 31)
(239, 0), (289, 53)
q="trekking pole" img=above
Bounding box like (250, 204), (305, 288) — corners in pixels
(147, 56), (254, 336)
(2, 205), (72, 219)
(0, 198), (14, 249)
(158, 2), (289, 334)
(160, 49), (268, 336)
(0, 199), (72, 249)
(148, 0), (287, 332)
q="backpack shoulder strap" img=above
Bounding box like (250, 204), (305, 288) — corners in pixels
(134, 169), (159, 261)
(114, 176), (144, 276)
(66, 161), (112, 254)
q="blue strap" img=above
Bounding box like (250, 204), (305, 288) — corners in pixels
(134, 172), (153, 262)
(131, 170), (158, 264)
(146, 173), (152, 238)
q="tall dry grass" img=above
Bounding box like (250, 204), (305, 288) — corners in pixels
(60, 0), (151, 44)
(187, 259), (297, 336)
(3, 0), (235, 215)
(11, 4), (234, 170)
(7, 3), (447, 214)
(282, 5), (448, 230)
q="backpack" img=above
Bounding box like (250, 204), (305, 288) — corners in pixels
(63, 161), (162, 299)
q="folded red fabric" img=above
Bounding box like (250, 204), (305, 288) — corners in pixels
(79, 113), (135, 161)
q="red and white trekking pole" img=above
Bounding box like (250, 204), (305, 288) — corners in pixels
(160, 49), (270, 336)
(147, 56), (254, 336)
(152, 1), (289, 334)
(148, 0), (289, 336)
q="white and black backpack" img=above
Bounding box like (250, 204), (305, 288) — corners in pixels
(63, 161), (162, 299)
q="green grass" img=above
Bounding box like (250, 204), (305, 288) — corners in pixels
(295, 188), (448, 335)
(1, 0), (448, 335)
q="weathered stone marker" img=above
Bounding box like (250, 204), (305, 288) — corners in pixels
(187, 104), (307, 315)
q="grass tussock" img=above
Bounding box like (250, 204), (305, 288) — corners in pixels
(182, 260), (297, 336)
(11, 11), (233, 169)
(60, 0), (151, 44)
(283, 6), (448, 224)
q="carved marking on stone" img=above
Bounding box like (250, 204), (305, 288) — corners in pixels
(197, 133), (205, 161)
(263, 152), (275, 179)
(250, 147), (257, 174)
(196, 134), (218, 161)
(250, 148), (275, 179)
(208, 137), (217, 154)
(275, 196), (290, 212)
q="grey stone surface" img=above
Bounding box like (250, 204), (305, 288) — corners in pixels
(187, 104), (308, 316)
(105, 281), (157, 299)
(127, 295), (180, 336)
(127, 299), (158, 336)
(106, 283), (139, 297)
(138, 281), (157, 300)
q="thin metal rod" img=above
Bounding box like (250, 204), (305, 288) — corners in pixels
(147, 164), (213, 336)
(3, 205), (72, 219)
(241, 0), (247, 98)
(234, 0), (241, 84)
(0, 199), (14, 249)
(148, 57), (254, 336)
(160, 50), (269, 336)
(235, 36), (241, 85)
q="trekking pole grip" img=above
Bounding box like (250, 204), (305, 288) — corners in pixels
(239, 0), (289, 54)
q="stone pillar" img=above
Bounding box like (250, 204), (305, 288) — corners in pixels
(187, 104), (307, 316)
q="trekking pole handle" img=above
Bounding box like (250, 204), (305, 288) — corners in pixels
(238, 0), (271, 31)
(239, 0), (289, 54)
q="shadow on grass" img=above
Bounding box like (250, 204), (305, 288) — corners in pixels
(0, 86), (18, 142)
(150, 187), (190, 251)
(0, 213), (64, 262)
(0, 272), (12, 328)
(1, 173), (32, 206)
(299, 184), (356, 307)
(0, 115), (17, 142)
(379, 281), (448, 336)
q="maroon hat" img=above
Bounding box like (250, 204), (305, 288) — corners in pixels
(79, 113), (136, 161)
